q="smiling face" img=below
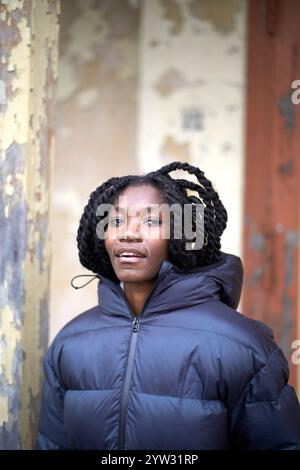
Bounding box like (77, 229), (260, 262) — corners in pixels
(104, 184), (170, 284)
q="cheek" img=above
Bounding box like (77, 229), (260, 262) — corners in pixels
(149, 239), (169, 260)
(104, 238), (113, 258)
(162, 240), (170, 257)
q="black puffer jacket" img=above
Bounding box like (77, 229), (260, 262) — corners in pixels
(37, 252), (300, 450)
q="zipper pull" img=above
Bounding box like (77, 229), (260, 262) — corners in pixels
(132, 317), (140, 332)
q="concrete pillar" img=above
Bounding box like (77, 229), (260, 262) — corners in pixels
(0, 0), (59, 449)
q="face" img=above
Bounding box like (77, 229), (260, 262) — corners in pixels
(104, 184), (170, 284)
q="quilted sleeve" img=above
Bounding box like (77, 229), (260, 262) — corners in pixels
(36, 345), (69, 450)
(229, 347), (300, 449)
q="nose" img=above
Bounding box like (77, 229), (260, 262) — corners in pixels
(118, 218), (142, 241)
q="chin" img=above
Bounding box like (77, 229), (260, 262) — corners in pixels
(116, 269), (153, 284)
(116, 271), (143, 283)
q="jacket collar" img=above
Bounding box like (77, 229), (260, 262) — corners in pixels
(97, 251), (243, 320)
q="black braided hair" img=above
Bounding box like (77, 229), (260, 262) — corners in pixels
(77, 161), (228, 283)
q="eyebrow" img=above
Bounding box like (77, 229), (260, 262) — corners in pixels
(114, 206), (160, 212)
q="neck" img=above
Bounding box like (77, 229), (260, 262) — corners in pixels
(123, 278), (157, 317)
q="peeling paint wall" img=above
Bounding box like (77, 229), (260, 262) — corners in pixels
(0, 0), (59, 449)
(50, 0), (139, 340)
(50, 0), (247, 339)
(243, 0), (300, 392)
(137, 0), (247, 258)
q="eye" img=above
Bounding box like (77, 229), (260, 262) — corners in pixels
(145, 218), (161, 226)
(108, 217), (124, 226)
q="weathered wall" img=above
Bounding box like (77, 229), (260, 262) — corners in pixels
(50, 0), (139, 340)
(137, 0), (247, 260)
(243, 0), (300, 391)
(0, 0), (59, 449)
(50, 0), (247, 341)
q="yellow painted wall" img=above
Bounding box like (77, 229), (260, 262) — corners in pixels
(0, 0), (59, 449)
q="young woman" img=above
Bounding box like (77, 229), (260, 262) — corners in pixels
(37, 161), (300, 450)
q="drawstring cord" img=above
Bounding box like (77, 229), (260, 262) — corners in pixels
(70, 274), (101, 289)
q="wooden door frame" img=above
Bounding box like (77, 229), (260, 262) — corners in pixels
(243, 0), (300, 390)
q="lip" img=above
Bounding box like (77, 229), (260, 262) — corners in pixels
(115, 247), (146, 258)
(116, 256), (146, 264)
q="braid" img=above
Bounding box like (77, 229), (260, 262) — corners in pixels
(77, 176), (133, 283)
(76, 161), (228, 281)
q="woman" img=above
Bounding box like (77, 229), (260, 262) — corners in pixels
(37, 161), (300, 450)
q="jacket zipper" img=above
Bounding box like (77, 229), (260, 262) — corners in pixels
(117, 269), (168, 450)
(118, 316), (140, 450)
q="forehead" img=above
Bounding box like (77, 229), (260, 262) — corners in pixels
(114, 185), (164, 209)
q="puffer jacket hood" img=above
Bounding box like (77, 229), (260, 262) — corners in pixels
(37, 251), (300, 450)
(97, 251), (243, 318)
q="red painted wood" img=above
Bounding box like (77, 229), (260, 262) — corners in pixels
(243, 0), (300, 387)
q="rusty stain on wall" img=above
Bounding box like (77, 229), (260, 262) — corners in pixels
(160, 135), (190, 163)
(281, 230), (299, 358)
(278, 91), (296, 132)
(56, 0), (138, 102)
(189, 0), (239, 34)
(154, 68), (206, 98)
(160, 0), (183, 35)
(0, 0), (59, 449)
(245, 215), (300, 364)
(154, 68), (187, 97)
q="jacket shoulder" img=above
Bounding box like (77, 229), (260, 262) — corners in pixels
(193, 302), (292, 410)
(50, 305), (104, 346)
(194, 300), (280, 364)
